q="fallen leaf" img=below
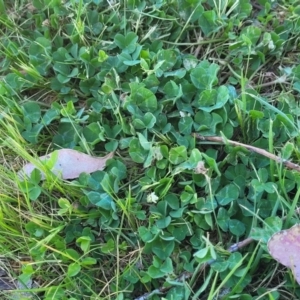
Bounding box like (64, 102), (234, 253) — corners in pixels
(267, 223), (300, 284)
(18, 149), (114, 180)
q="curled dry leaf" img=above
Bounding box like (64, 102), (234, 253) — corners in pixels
(194, 161), (208, 175)
(18, 149), (114, 180)
(267, 224), (300, 284)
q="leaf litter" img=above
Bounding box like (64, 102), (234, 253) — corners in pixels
(268, 224), (300, 284)
(18, 149), (114, 180)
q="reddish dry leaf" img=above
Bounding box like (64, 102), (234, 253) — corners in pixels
(267, 224), (300, 284)
(18, 149), (114, 180)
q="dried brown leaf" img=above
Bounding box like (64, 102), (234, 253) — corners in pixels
(18, 149), (114, 180)
(268, 224), (300, 284)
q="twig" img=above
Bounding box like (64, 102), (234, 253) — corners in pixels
(193, 134), (300, 173)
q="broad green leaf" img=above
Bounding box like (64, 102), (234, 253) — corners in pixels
(161, 257), (173, 273)
(143, 112), (156, 129)
(170, 224), (190, 243)
(28, 185), (42, 201)
(128, 83), (158, 112)
(229, 219), (245, 236)
(217, 207), (229, 231)
(79, 78), (100, 95)
(114, 32), (138, 53)
(41, 108), (60, 125)
(281, 142), (294, 160)
(138, 226), (153, 243)
(3, 73), (25, 93)
(32, 0), (44, 9)
(58, 198), (72, 215)
(169, 146), (187, 165)
(193, 247), (215, 264)
(265, 216), (283, 233)
(234, 0), (252, 18)
(123, 59), (141, 66)
(178, 1), (204, 22)
(249, 110), (264, 120)
(194, 86), (229, 112)
(147, 266), (165, 278)
(180, 190), (194, 205)
(129, 138), (149, 163)
(57, 74), (70, 84)
(264, 182), (276, 193)
(211, 259), (229, 272)
(190, 60), (219, 90)
(81, 257), (97, 265)
(164, 69), (186, 78)
(67, 263), (81, 277)
(100, 239), (115, 253)
(53, 62), (70, 76)
(28, 37), (52, 75)
(79, 46), (91, 63)
(151, 239), (175, 260)
(198, 10), (219, 36)
(250, 216), (282, 243)
(22, 102), (41, 123)
(178, 116), (193, 135)
(183, 55), (198, 71)
(60, 101), (76, 117)
(216, 184), (239, 206)
(58, 198), (71, 209)
(169, 207), (186, 219)
(22, 124), (44, 144)
(194, 111), (223, 134)
(137, 132), (151, 150)
(98, 50), (108, 62)
(188, 148), (202, 165)
(86, 191), (113, 210)
(240, 26), (261, 45)
(227, 252), (243, 270)
(25, 221), (44, 237)
(151, 198), (166, 214)
(132, 118), (146, 129)
(258, 168), (268, 183)
(29, 169), (42, 184)
(156, 216), (171, 229)
(106, 159), (127, 180)
(76, 236), (91, 253)
(154, 178), (174, 198)
(165, 193), (179, 210)
(64, 249), (80, 261)
(103, 124), (122, 139)
(251, 179), (276, 194)
(83, 122), (105, 144)
(156, 49), (178, 71)
(202, 153), (221, 176)
(163, 80), (182, 98)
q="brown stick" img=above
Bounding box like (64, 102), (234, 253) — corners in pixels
(193, 134), (300, 172)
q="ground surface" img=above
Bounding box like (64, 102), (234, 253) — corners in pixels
(1, 0), (300, 299)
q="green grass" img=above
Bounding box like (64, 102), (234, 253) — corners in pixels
(1, 0), (300, 299)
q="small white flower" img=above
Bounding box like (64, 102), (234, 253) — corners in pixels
(147, 192), (159, 203)
(153, 147), (163, 160)
(268, 40), (275, 50)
